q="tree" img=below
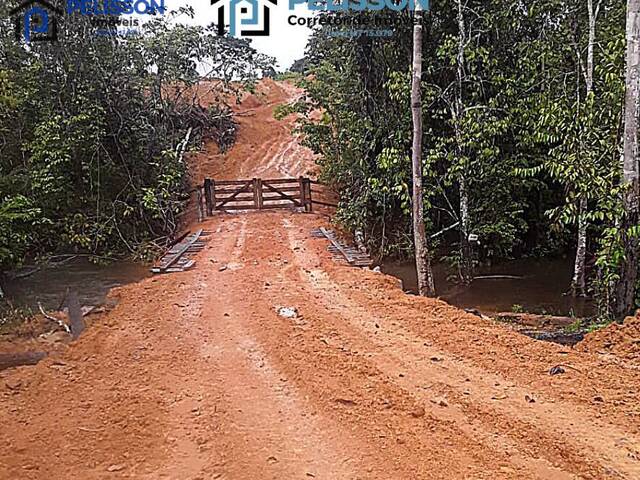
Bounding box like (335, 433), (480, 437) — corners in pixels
(411, 4), (436, 297)
(453, 0), (472, 285)
(295, 1), (630, 315)
(614, 0), (640, 317)
(570, 0), (603, 296)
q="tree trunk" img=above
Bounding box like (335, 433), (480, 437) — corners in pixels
(411, 6), (436, 297)
(455, 0), (473, 285)
(614, 0), (640, 318)
(571, 0), (600, 296)
(572, 196), (588, 296)
(458, 168), (473, 284)
(586, 0), (597, 94)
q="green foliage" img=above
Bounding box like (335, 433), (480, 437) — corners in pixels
(0, 196), (42, 269)
(292, 1), (633, 311)
(274, 71), (304, 82)
(0, 4), (273, 270)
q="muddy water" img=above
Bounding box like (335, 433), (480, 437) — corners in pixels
(383, 257), (595, 318)
(4, 258), (151, 311)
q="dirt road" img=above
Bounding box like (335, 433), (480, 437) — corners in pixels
(1, 80), (639, 480)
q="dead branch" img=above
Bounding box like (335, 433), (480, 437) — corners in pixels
(38, 303), (71, 334)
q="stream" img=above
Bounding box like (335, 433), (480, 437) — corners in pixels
(383, 257), (595, 318)
(3, 255), (592, 346)
(383, 257), (596, 345)
(3, 258), (151, 312)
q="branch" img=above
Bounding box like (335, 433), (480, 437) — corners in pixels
(38, 303), (71, 334)
(431, 221), (461, 239)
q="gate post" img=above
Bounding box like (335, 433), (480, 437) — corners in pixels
(253, 178), (263, 209)
(211, 179), (216, 212)
(306, 178), (313, 212)
(196, 188), (204, 222)
(300, 177), (312, 212)
(204, 178), (214, 216)
(299, 176), (307, 212)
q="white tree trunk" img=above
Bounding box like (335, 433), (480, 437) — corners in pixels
(571, 0), (600, 296)
(615, 0), (640, 317)
(572, 196), (588, 295)
(586, 0), (597, 94)
(455, 0), (472, 285)
(411, 5), (436, 297)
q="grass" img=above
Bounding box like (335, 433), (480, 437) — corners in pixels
(562, 317), (612, 335)
(564, 318), (584, 333)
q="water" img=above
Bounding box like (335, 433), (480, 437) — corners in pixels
(3, 257), (151, 311)
(382, 257), (595, 318)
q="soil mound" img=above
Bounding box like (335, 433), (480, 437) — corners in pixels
(578, 311), (640, 362)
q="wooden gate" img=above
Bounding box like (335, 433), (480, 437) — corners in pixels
(202, 177), (321, 214)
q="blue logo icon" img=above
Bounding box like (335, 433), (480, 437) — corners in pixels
(10, 0), (62, 43)
(212, 0), (277, 37)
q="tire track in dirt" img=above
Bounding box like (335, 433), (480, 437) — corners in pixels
(146, 214), (377, 479)
(223, 213), (523, 479)
(281, 215), (639, 479)
(295, 267), (614, 479)
(279, 219), (584, 479)
(193, 79), (317, 182)
(135, 216), (245, 480)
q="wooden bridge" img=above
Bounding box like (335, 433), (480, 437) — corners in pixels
(199, 177), (336, 215)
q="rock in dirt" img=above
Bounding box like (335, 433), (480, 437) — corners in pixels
(277, 307), (298, 319)
(410, 406), (426, 418)
(431, 397), (448, 407)
(549, 365), (566, 375)
(107, 464), (125, 472)
(335, 398), (357, 407)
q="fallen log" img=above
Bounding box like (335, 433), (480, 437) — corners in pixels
(0, 351), (47, 372)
